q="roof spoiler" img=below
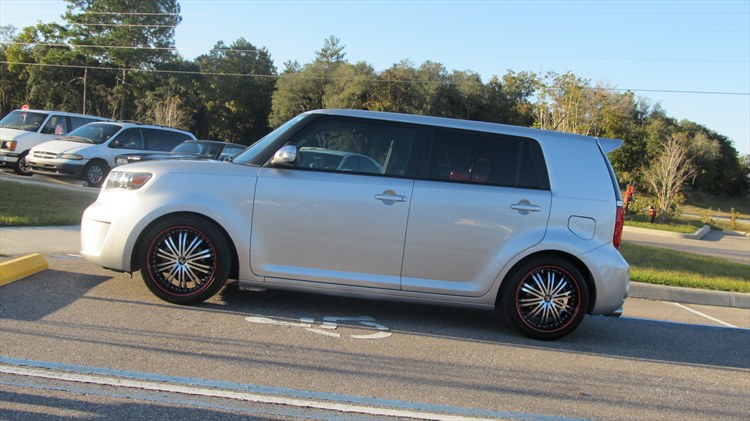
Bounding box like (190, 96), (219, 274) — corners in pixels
(596, 137), (623, 154)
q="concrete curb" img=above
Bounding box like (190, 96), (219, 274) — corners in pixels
(629, 281), (750, 309)
(623, 224), (711, 240)
(0, 253), (49, 287)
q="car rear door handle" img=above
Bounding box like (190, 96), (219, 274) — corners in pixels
(375, 191), (407, 203)
(511, 202), (541, 212)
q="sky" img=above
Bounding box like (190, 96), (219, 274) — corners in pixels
(1, 0), (748, 155)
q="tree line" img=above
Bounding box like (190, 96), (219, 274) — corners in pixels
(0, 0), (747, 199)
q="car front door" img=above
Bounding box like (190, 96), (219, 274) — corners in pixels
(250, 118), (418, 290)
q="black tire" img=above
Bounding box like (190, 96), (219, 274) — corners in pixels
(14, 151), (32, 176)
(84, 160), (109, 187)
(138, 216), (231, 304)
(501, 256), (589, 340)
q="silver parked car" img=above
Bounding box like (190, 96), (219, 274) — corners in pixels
(81, 109), (629, 340)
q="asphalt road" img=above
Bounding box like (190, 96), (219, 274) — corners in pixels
(1, 255), (748, 420)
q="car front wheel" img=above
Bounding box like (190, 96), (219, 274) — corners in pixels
(84, 160), (109, 187)
(138, 216), (231, 304)
(501, 256), (589, 340)
(14, 151), (32, 176)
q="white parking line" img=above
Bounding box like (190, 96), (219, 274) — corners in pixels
(0, 362), (516, 421)
(673, 303), (737, 328)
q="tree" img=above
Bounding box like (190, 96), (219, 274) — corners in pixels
(63, 0), (182, 119)
(0, 25), (27, 114)
(269, 36), (347, 127)
(641, 135), (697, 222)
(196, 38), (276, 143)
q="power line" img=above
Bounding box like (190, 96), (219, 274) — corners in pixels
(4, 42), (744, 64)
(3, 60), (748, 96)
(3, 42), (262, 54)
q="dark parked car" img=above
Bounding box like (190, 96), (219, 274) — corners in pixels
(115, 140), (246, 166)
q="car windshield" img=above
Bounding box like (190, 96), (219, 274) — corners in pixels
(171, 141), (224, 158)
(0, 110), (48, 132)
(63, 123), (121, 145)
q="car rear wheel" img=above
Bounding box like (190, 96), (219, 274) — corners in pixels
(501, 256), (588, 340)
(84, 160), (109, 187)
(138, 216), (230, 304)
(14, 151), (32, 176)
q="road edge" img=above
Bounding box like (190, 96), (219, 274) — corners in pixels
(629, 281), (750, 309)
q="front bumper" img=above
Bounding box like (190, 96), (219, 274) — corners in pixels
(26, 157), (86, 179)
(0, 151), (20, 166)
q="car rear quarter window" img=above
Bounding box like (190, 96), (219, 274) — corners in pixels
(427, 129), (550, 190)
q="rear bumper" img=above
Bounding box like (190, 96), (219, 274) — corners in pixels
(579, 245), (630, 315)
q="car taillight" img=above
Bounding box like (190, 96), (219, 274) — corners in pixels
(613, 205), (624, 249)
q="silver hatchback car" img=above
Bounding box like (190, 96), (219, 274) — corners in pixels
(81, 109), (629, 340)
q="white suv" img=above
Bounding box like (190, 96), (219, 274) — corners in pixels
(0, 109), (109, 175)
(81, 109), (629, 340)
(27, 121), (196, 186)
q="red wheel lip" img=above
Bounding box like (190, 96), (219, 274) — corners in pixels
(146, 225), (218, 298)
(514, 265), (582, 334)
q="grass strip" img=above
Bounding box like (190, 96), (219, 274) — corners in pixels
(619, 242), (750, 293)
(624, 213), (706, 234)
(0, 179), (97, 226)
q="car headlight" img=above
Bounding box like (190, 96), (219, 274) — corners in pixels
(105, 171), (152, 190)
(59, 153), (84, 160)
(1, 141), (17, 151)
(115, 157), (130, 166)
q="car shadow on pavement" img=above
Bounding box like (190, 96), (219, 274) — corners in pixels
(212, 283), (750, 371)
(0, 269), (110, 322)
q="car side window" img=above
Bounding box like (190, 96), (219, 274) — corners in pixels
(41, 115), (69, 135)
(287, 119), (416, 177)
(427, 129), (549, 189)
(144, 129), (188, 151)
(70, 117), (101, 130)
(111, 128), (144, 150)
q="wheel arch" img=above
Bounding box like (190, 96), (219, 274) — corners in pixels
(131, 211), (240, 280)
(496, 250), (597, 314)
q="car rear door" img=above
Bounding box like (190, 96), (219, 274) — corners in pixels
(250, 117), (419, 290)
(401, 128), (552, 296)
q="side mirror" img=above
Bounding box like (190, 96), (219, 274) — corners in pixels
(270, 145), (297, 166)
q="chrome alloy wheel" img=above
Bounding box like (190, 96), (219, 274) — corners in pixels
(146, 226), (217, 296)
(515, 266), (581, 333)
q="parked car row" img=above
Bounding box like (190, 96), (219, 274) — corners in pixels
(0, 109), (246, 186)
(0, 109), (109, 176)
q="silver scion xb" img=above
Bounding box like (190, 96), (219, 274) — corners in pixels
(81, 109), (629, 340)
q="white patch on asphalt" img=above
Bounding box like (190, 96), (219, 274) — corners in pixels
(245, 315), (392, 339)
(244, 316), (312, 328)
(673, 303), (737, 328)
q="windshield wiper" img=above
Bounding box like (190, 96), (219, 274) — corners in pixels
(63, 135), (95, 144)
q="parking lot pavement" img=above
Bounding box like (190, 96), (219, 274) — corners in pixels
(1, 254), (749, 421)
